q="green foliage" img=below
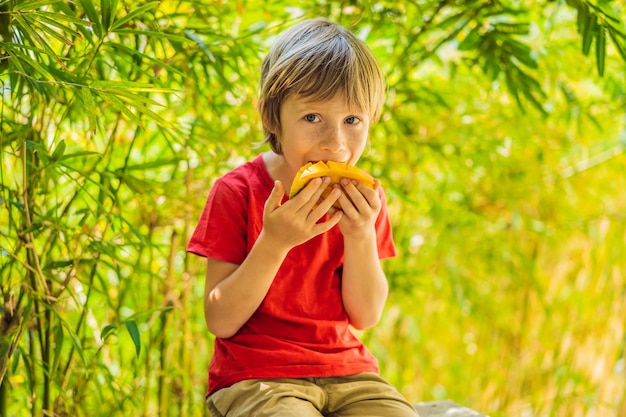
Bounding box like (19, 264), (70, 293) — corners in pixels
(1, 1), (625, 416)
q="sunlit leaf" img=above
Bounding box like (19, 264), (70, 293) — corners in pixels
(581, 10), (595, 55)
(27, 13), (81, 44)
(11, 14), (64, 66)
(493, 22), (530, 35)
(98, 91), (143, 126)
(113, 28), (192, 44)
(100, 324), (118, 341)
(110, 1), (161, 31)
(91, 80), (179, 94)
(101, 0), (117, 32)
(78, 0), (103, 38)
(595, 22), (606, 76)
(51, 139), (66, 160)
(13, 0), (62, 11)
(607, 28), (626, 62)
(77, 87), (97, 133)
(124, 320), (141, 357)
(107, 42), (186, 79)
(52, 323), (64, 373)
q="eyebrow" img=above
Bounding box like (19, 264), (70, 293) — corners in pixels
(292, 99), (367, 117)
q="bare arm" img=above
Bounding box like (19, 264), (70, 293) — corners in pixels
(335, 179), (389, 329)
(203, 233), (289, 339)
(341, 231), (389, 329)
(204, 178), (342, 338)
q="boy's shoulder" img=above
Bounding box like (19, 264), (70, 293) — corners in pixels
(215, 154), (270, 191)
(220, 153), (263, 176)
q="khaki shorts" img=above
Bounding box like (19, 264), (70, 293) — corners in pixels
(206, 372), (420, 417)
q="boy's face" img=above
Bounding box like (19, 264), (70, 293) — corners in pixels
(277, 92), (370, 179)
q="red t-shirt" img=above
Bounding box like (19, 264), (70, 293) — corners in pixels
(187, 154), (396, 396)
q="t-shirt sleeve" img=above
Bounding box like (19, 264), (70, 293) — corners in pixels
(187, 179), (248, 264)
(375, 186), (397, 260)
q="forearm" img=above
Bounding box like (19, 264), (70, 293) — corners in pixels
(204, 232), (289, 338)
(341, 232), (389, 329)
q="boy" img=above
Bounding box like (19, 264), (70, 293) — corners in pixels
(188, 17), (419, 417)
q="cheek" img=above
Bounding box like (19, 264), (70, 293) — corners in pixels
(347, 129), (369, 146)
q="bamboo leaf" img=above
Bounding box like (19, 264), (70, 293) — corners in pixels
(110, 1), (160, 31)
(100, 324), (118, 341)
(433, 11), (468, 31)
(51, 139), (66, 160)
(504, 69), (524, 111)
(98, 89), (172, 127)
(493, 22), (530, 35)
(107, 41), (186, 78)
(13, 0), (64, 11)
(607, 28), (626, 62)
(124, 307), (174, 322)
(101, 0), (119, 32)
(27, 13), (81, 44)
(52, 1), (95, 44)
(98, 92), (143, 127)
(458, 27), (481, 51)
(11, 347), (21, 374)
(36, 10), (92, 28)
(57, 151), (100, 162)
(52, 323), (64, 373)
(47, 308), (87, 366)
(121, 159), (181, 171)
(43, 260), (75, 270)
(113, 28), (192, 44)
(77, 87), (98, 134)
(4, 44), (55, 80)
(102, 0), (112, 32)
(581, 11), (595, 55)
(91, 80), (178, 93)
(575, 1), (587, 34)
(124, 320), (141, 357)
(78, 0), (103, 38)
(595, 22), (606, 76)
(11, 14), (65, 67)
(520, 83), (548, 117)
(587, 1), (621, 24)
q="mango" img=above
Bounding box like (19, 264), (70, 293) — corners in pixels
(289, 161), (375, 208)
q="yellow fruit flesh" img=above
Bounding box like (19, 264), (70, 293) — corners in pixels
(289, 161), (375, 204)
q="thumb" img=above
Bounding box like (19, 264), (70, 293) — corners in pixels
(265, 180), (285, 211)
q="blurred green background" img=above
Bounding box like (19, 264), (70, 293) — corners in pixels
(1, 1), (625, 416)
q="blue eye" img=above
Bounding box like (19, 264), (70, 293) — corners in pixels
(345, 116), (360, 124)
(304, 114), (319, 122)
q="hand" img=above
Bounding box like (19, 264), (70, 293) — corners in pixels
(261, 178), (342, 251)
(333, 178), (381, 239)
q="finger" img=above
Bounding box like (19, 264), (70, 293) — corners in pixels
(265, 180), (285, 212)
(345, 178), (380, 209)
(355, 180), (380, 207)
(338, 179), (364, 211)
(312, 210), (342, 234)
(336, 190), (358, 215)
(310, 186), (341, 218)
(294, 177), (331, 212)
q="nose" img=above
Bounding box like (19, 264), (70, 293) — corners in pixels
(319, 126), (346, 153)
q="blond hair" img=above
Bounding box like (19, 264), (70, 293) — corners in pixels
(258, 18), (386, 154)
